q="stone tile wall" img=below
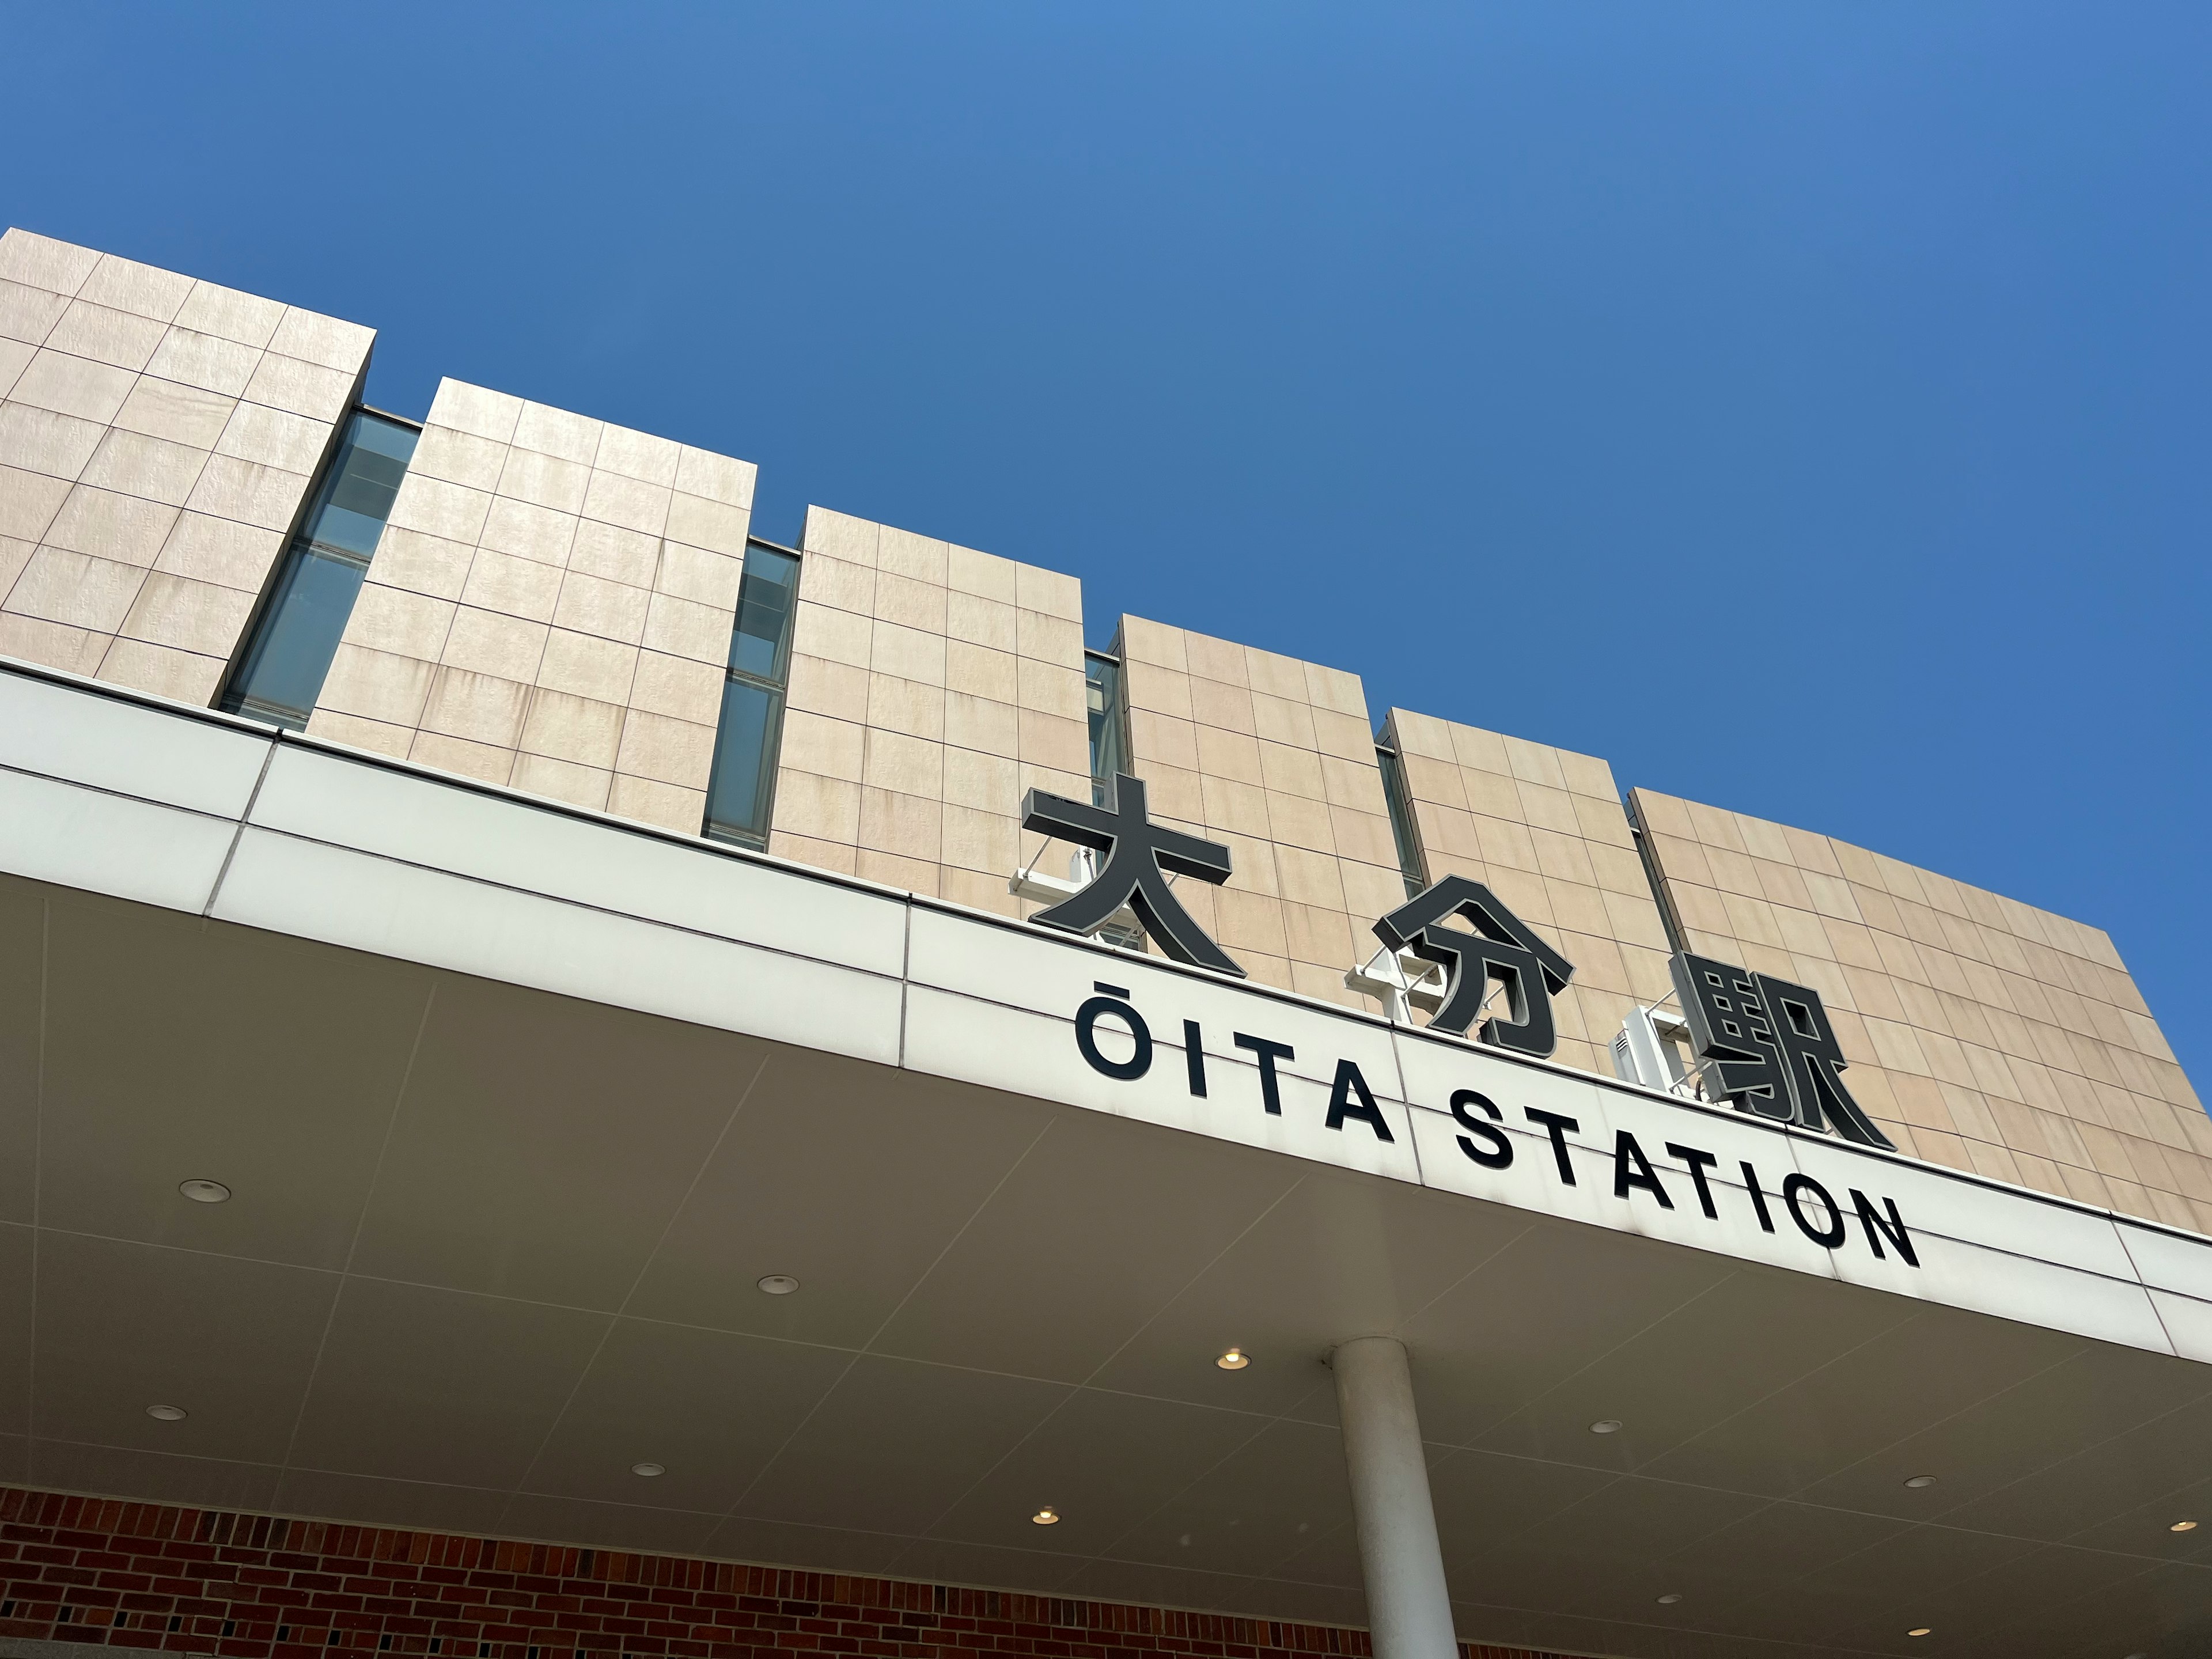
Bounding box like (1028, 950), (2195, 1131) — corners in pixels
(0, 228), (369, 704)
(767, 507), (1092, 912)
(307, 379), (756, 835)
(1380, 712), (1673, 1080)
(1113, 618), (1404, 1007)
(1633, 787), (2211, 1231)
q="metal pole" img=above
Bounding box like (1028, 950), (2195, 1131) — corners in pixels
(1331, 1336), (1458, 1659)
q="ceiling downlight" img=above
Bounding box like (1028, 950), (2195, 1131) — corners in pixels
(1031, 1508), (1059, 1525)
(145, 1405), (187, 1422)
(179, 1180), (230, 1203)
(1216, 1348), (1249, 1370)
(757, 1275), (800, 1296)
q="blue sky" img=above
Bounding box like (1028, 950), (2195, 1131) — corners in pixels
(7, 3), (2209, 1087)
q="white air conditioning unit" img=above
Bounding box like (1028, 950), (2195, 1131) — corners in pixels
(1613, 1005), (1696, 1093)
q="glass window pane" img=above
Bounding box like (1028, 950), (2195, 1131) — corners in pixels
(704, 679), (782, 846)
(728, 547), (799, 682)
(221, 410), (419, 729)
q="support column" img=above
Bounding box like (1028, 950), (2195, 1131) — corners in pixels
(1331, 1336), (1457, 1659)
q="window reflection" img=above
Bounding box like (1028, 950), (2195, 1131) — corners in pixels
(704, 543), (802, 848)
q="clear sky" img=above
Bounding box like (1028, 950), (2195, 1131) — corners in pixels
(7, 3), (2209, 1089)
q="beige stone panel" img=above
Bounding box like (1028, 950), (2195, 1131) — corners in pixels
(1320, 754), (1388, 815)
(666, 492), (749, 560)
(944, 747), (1020, 815)
(1200, 774), (1274, 842)
(945, 543), (1017, 603)
(862, 726), (944, 800)
(1385, 710), (1452, 763)
(387, 471), (493, 546)
(790, 600), (872, 672)
(1241, 647), (1304, 704)
(1278, 844), (1347, 911)
(615, 708), (717, 790)
(410, 425), (507, 494)
(440, 606), (547, 684)
(1017, 656), (1085, 722)
(319, 644), (434, 727)
(477, 497), (577, 569)
(1329, 807), (1398, 872)
(459, 547), (564, 624)
(239, 354), (353, 425)
(1016, 608), (1081, 668)
(1238, 952), (1296, 995)
(262, 309), (371, 376)
(864, 569), (942, 634)
(0, 533), (29, 597)
(0, 403), (107, 482)
(536, 629), (638, 707)
(143, 328), (261, 400)
(108, 377), (234, 453)
(772, 708), (865, 787)
(940, 864), (1022, 921)
(1283, 902), (1354, 972)
(509, 751), (612, 813)
(1255, 739), (1323, 800)
(1192, 724), (1261, 788)
(1299, 661), (1362, 721)
(1218, 687), (1293, 755)
(1020, 709), (1089, 773)
(875, 525), (948, 586)
(79, 429), (211, 509)
(94, 637), (221, 704)
(1118, 616), (1185, 672)
(0, 280), (68, 344)
(1128, 707), (1198, 771)
(1014, 562), (1080, 623)
(771, 829), (859, 877)
(802, 507), (878, 565)
(426, 381), (524, 446)
(1015, 760), (1090, 805)
(945, 640), (1017, 704)
(772, 771), (862, 844)
(112, 570), (252, 659)
(558, 519), (653, 590)
(1587, 842), (1649, 899)
(0, 610), (105, 674)
(872, 619), (948, 687)
(858, 786), (942, 861)
(1302, 709), (1365, 765)
(581, 424), (673, 489)
(1124, 659), (1192, 722)
(548, 568), (650, 645)
(626, 650), (721, 726)
(609, 775), (706, 836)
(507, 402), (601, 467)
(407, 729), (515, 788)
(5, 546), (147, 632)
(10, 349), (137, 425)
(1476, 815), (1544, 876)
(304, 707), (414, 760)
(945, 690), (1019, 759)
(419, 667), (530, 749)
(1399, 754), (1466, 812)
(850, 848), (939, 896)
(941, 804), (1018, 877)
(0, 232), (100, 296)
(1529, 828), (1600, 889)
(786, 652), (868, 724)
(42, 487), (179, 567)
(946, 589), (1017, 654)
(1454, 767), (1518, 823)
(582, 471), (669, 537)
(642, 590), (733, 667)
(653, 541), (743, 612)
(1134, 762), (1204, 824)
(353, 529), (464, 605)
(675, 448), (754, 511)
(801, 551), (874, 617)
(74, 258), (189, 325)
(518, 690), (626, 770)
(492, 446), (589, 514)
(864, 672), (945, 742)
(1216, 888), (1289, 957)
(213, 401), (326, 476)
(1266, 790), (1336, 857)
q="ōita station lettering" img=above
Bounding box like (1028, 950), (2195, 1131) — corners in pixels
(1069, 980), (1919, 1269)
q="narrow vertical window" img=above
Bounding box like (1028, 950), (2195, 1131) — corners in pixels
(1084, 652), (1126, 806)
(1376, 744), (1429, 899)
(220, 410), (419, 728)
(704, 541), (801, 849)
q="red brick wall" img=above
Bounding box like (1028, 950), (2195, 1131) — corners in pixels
(0, 1489), (1567, 1659)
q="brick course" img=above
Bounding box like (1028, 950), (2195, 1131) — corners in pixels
(0, 1490), (1567, 1659)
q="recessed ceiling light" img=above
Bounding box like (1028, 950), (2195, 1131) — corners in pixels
(631, 1463), (665, 1478)
(2171, 1519), (2198, 1532)
(146, 1405), (187, 1422)
(757, 1275), (800, 1296)
(1904, 1475), (1938, 1489)
(1589, 1419), (1623, 1435)
(1031, 1508), (1059, 1525)
(1655, 1593), (1681, 1605)
(1907, 1630), (1931, 1639)
(1216, 1348), (1249, 1370)
(179, 1180), (230, 1204)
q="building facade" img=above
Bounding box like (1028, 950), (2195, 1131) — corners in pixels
(3, 227), (2210, 1659)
